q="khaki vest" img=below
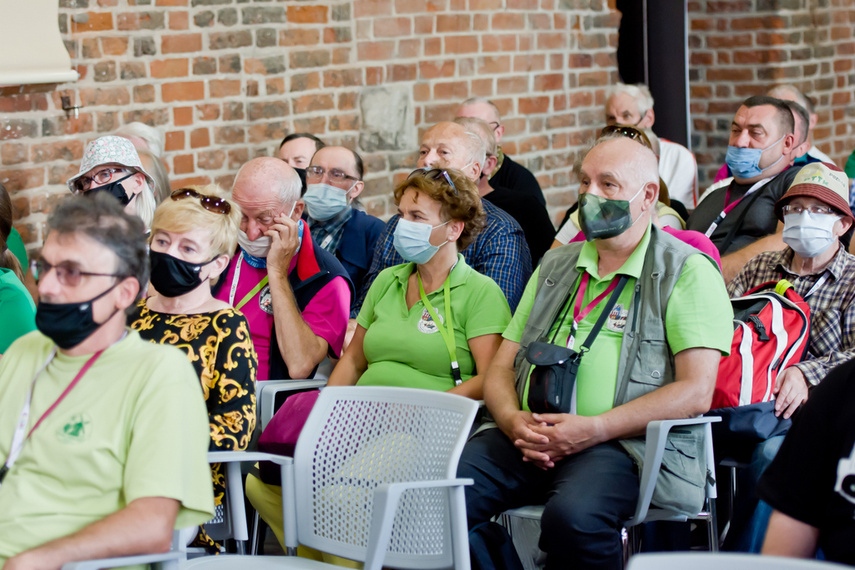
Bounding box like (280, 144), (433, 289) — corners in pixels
(513, 225), (716, 515)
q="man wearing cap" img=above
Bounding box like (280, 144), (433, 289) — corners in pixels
(725, 162), (855, 551)
(67, 136), (159, 229)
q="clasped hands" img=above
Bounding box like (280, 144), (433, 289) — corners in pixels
(504, 410), (604, 470)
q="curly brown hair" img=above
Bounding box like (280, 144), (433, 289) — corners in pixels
(393, 168), (485, 251)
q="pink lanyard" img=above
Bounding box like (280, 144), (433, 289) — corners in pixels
(567, 274), (620, 348)
(704, 178), (770, 238)
(0, 348), (105, 485)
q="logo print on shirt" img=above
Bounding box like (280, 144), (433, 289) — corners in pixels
(606, 303), (628, 332)
(417, 308), (443, 334)
(57, 413), (91, 442)
(259, 284), (273, 315)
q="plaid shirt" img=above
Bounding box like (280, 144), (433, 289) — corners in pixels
(352, 199), (532, 317)
(728, 245), (855, 386)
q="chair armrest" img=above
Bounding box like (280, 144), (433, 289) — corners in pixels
(61, 551), (181, 570)
(634, 417), (721, 523)
(207, 450), (293, 466)
(258, 379), (327, 428)
(363, 479), (473, 570)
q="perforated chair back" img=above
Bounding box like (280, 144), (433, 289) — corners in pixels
(292, 386), (478, 569)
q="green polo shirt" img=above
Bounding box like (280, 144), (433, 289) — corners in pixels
(356, 255), (511, 392)
(505, 225), (732, 416)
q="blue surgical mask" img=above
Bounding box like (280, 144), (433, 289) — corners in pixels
(303, 183), (351, 222)
(725, 135), (785, 180)
(393, 218), (449, 264)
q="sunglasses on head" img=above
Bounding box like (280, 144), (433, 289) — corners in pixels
(170, 188), (231, 215)
(407, 168), (459, 196)
(600, 125), (653, 150)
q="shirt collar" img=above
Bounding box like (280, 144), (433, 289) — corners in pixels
(576, 223), (652, 281)
(392, 254), (471, 289)
(776, 244), (846, 282)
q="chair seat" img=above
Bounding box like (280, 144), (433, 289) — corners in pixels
(183, 555), (337, 569)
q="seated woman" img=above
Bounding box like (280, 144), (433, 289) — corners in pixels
(128, 185), (257, 549)
(246, 168), (512, 559)
(0, 181), (35, 356)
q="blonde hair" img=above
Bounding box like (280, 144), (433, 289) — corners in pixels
(150, 184), (241, 260)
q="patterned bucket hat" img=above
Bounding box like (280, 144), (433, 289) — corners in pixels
(67, 135), (154, 194)
(775, 162), (853, 224)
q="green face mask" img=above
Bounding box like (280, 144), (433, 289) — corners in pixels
(578, 184), (645, 241)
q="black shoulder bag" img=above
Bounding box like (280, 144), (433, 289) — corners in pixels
(526, 275), (628, 414)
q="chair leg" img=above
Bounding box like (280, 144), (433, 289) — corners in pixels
(250, 512), (261, 555)
(707, 498), (720, 552)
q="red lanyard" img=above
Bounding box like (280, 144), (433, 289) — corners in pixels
(573, 273), (620, 325)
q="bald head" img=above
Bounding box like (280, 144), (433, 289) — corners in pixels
(233, 157), (301, 206)
(417, 122), (484, 182)
(587, 136), (659, 189)
(455, 98), (504, 143)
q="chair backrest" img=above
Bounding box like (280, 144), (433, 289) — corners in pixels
(293, 386), (478, 569)
(627, 552), (852, 570)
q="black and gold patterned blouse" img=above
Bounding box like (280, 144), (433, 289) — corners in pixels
(129, 300), (258, 512)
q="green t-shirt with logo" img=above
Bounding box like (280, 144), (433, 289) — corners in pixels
(0, 330), (215, 564)
(505, 226), (732, 416)
(356, 255), (511, 392)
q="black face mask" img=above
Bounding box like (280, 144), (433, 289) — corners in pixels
(149, 250), (217, 298)
(88, 172), (136, 206)
(36, 283), (122, 349)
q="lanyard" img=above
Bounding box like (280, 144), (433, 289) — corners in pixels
(567, 274), (620, 349)
(804, 270), (831, 300)
(417, 271), (461, 386)
(229, 252), (269, 311)
(0, 348), (105, 485)
(705, 178), (771, 238)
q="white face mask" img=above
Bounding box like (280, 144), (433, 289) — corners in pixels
(237, 202), (297, 258)
(783, 211), (839, 258)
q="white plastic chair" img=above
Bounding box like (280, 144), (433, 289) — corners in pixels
(500, 416), (721, 567)
(627, 552), (853, 569)
(183, 386), (478, 570)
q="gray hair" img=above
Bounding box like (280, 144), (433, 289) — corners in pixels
(768, 84), (815, 115)
(47, 194), (149, 308)
(458, 97), (502, 123)
(137, 149), (171, 204)
(607, 83), (655, 116)
(115, 122), (166, 158)
(454, 117), (496, 168)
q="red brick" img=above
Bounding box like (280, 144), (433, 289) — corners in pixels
(477, 56), (510, 74)
(100, 36), (128, 55)
(157, 0), (188, 5)
(287, 5), (328, 24)
(162, 82), (205, 102)
(1, 143), (28, 165)
(116, 13), (139, 31)
(329, 114), (359, 132)
(279, 29), (320, 47)
(492, 13), (525, 30)
(162, 34), (202, 54)
(31, 140), (84, 164)
(209, 79), (242, 98)
(164, 131), (184, 152)
(169, 11), (189, 30)
(72, 12), (113, 33)
(293, 94), (334, 114)
(534, 73), (564, 91)
(358, 41), (395, 60)
(196, 104), (220, 121)
(497, 77), (528, 94)
(519, 97), (549, 114)
(189, 128), (210, 149)
(214, 126), (246, 145)
(173, 107), (193, 126)
(436, 14), (471, 33)
(444, 35), (478, 54)
(197, 150), (225, 170)
(434, 81), (469, 100)
(1, 168), (45, 191)
(150, 59), (189, 78)
(373, 17), (412, 37)
(419, 60), (455, 79)
(388, 64), (417, 82)
(354, 0), (393, 17)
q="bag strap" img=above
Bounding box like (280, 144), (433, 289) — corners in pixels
(717, 181), (767, 254)
(579, 275), (628, 354)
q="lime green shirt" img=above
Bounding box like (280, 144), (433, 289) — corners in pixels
(505, 226), (732, 416)
(356, 255), (511, 392)
(0, 330), (215, 563)
(0, 267), (35, 354)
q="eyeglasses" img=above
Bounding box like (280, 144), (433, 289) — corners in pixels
(489, 121), (501, 130)
(73, 167), (131, 193)
(600, 125), (653, 150)
(407, 168), (459, 196)
(31, 259), (126, 287)
(306, 165), (359, 186)
(170, 188), (232, 215)
(782, 204), (836, 216)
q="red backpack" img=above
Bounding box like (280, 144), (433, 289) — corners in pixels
(711, 280), (810, 409)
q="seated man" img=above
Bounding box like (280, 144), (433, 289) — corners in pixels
(605, 83), (699, 208)
(354, 121), (531, 313)
(759, 358), (855, 565)
(768, 85), (834, 166)
(303, 146), (384, 297)
(277, 132), (325, 169)
(453, 116), (555, 266)
(725, 162), (855, 551)
(458, 135), (733, 569)
(687, 95), (798, 282)
(455, 97), (546, 207)
(214, 157), (352, 380)
(0, 194), (213, 567)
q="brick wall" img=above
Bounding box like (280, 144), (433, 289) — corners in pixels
(688, 0), (855, 188)
(0, 0), (619, 248)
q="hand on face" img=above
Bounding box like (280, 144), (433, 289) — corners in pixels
(265, 204), (300, 276)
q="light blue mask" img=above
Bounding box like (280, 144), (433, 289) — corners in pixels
(725, 135), (785, 179)
(303, 183), (351, 222)
(393, 218), (449, 264)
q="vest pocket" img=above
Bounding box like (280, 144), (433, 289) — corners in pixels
(652, 427), (706, 516)
(626, 339), (673, 401)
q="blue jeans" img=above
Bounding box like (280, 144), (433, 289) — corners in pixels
(458, 428), (639, 570)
